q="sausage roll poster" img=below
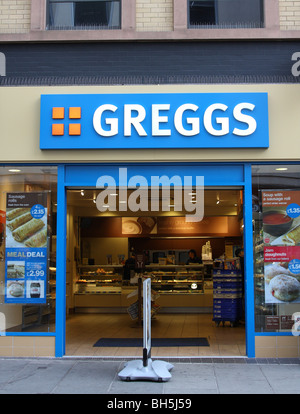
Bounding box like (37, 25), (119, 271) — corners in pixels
(5, 192), (48, 304)
(262, 190), (300, 304)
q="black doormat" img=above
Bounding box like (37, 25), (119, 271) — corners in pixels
(93, 337), (209, 347)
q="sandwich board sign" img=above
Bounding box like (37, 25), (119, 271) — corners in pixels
(118, 278), (173, 382)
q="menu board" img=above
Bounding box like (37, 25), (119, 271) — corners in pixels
(262, 190), (300, 304)
(5, 192), (48, 304)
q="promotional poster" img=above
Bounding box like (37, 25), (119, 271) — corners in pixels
(5, 192), (48, 304)
(262, 190), (300, 304)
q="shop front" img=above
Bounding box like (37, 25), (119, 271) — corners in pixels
(0, 84), (299, 359)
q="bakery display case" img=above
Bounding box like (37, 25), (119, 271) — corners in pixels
(73, 263), (211, 311)
(144, 264), (205, 294)
(76, 265), (123, 294)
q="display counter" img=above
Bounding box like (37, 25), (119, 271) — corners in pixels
(74, 264), (213, 312)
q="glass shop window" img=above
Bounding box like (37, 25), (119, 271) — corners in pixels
(188, 0), (264, 29)
(0, 166), (57, 334)
(47, 0), (121, 30)
(252, 164), (300, 333)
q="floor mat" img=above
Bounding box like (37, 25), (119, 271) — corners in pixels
(93, 337), (209, 347)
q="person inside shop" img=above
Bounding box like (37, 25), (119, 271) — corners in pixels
(186, 249), (202, 264)
(123, 250), (136, 283)
(235, 248), (244, 274)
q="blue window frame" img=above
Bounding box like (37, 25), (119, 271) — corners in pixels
(3, 161), (298, 358)
(55, 162), (255, 357)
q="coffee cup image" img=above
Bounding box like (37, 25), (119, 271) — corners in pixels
(122, 219), (142, 234)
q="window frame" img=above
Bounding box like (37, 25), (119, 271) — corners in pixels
(46, 0), (122, 31)
(187, 0), (265, 29)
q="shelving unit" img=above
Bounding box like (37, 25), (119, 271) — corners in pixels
(213, 259), (243, 327)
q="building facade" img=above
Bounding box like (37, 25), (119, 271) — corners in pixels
(0, 0), (300, 359)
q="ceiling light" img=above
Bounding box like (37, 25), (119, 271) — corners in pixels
(110, 193), (118, 196)
(80, 190), (85, 196)
(275, 168), (288, 171)
(8, 169), (21, 172)
(216, 200), (220, 204)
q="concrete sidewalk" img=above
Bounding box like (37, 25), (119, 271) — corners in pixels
(0, 357), (299, 394)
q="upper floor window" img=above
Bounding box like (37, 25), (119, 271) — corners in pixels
(47, 0), (121, 30)
(188, 0), (264, 29)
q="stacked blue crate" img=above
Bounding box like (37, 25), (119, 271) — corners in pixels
(212, 260), (243, 327)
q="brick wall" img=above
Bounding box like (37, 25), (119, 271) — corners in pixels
(279, 0), (300, 30)
(0, 0), (31, 33)
(136, 0), (173, 31)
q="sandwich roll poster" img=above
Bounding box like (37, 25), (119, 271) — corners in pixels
(262, 190), (300, 304)
(5, 192), (48, 304)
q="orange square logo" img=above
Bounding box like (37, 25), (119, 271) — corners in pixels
(52, 107), (65, 119)
(69, 107), (81, 119)
(52, 124), (64, 136)
(69, 123), (81, 136)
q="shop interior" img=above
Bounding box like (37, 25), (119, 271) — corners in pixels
(65, 186), (246, 357)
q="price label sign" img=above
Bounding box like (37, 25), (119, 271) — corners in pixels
(288, 259), (300, 274)
(286, 203), (300, 218)
(30, 204), (45, 219)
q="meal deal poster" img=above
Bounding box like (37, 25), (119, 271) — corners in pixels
(5, 192), (48, 304)
(262, 190), (300, 304)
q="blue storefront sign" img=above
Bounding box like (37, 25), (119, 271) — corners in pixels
(40, 93), (269, 149)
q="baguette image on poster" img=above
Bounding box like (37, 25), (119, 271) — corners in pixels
(282, 224), (300, 246)
(12, 219), (45, 243)
(7, 211), (33, 231)
(24, 228), (47, 248)
(6, 207), (29, 221)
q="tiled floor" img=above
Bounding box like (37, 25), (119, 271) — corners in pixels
(65, 313), (245, 357)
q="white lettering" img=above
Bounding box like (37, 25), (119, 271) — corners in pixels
(93, 104), (118, 137)
(150, 175), (182, 212)
(0, 52), (6, 77)
(233, 103), (257, 136)
(127, 175), (148, 212)
(92, 101), (259, 140)
(95, 168), (205, 222)
(203, 103), (229, 136)
(124, 104), (147, 137)
(152, 104), (171, 136)
(291, 52), (300, 77)
(174, 103), (199, 136)
(96, 175), (117, 211)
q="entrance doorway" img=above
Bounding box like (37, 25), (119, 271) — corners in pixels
(64, 186), (245, 357)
